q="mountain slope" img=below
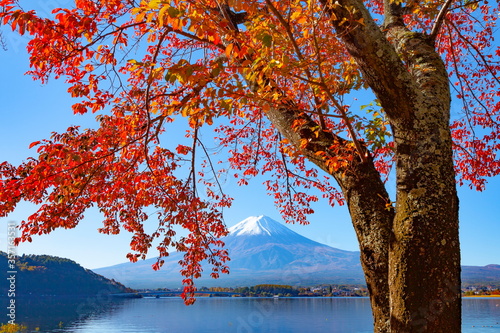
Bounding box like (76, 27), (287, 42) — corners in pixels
(462, 264), (500, 284)
(0, 252), (131, 296)
(94, 215), (365, 288)
(224, 216), (360, 271)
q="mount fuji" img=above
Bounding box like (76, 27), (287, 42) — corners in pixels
(93, 215), (365, 288)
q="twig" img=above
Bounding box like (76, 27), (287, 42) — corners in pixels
(430, 0), (454, 42)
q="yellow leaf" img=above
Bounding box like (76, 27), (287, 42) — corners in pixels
(225, 43), (234, 58)
(134, 10), (146, 22)
(297, 16), (307, 24)
(150, 67), (164, 80)
(158, 5), (168, 26)
(148, 0), (162, 9)
(290, 10), (302, 21)
(131, 7), (142, 15)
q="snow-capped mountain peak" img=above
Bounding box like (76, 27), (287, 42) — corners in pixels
(228, 215), (290, 236)
(94, 215), (365, 288)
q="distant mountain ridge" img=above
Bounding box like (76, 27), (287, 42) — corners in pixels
(462, 264), (500, 285)
(93, 216), (500, 289)
(0, 252), (131, 296)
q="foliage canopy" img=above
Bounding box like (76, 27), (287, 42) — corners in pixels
(1, 0), (499, 318)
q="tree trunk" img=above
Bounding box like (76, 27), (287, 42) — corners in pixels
(386, 30), (462, 332)
(390, 110), (461, 332)
(311, 0), (462, 330)
(260, 28), (461, 333)
(243, 0), (461, 330)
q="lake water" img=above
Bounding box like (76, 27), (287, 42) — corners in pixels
(4, 297), (500, 332)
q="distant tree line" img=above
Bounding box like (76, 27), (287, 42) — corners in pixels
(462, 286), (500, 296)
(196, 284), (369, 297)
(233, 284), (300, 297)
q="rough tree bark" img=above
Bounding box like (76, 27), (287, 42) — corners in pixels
(386, 29), (461, 333)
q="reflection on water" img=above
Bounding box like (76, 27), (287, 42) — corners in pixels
(1, 294), (128, 332)
(462, 298), (500, 330)
(1, 296), (499, 332)
(62, 297), (375, 333)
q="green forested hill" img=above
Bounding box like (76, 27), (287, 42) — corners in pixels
(0, 252), (132, 296)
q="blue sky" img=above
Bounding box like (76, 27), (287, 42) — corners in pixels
(0, 19), (499, 271)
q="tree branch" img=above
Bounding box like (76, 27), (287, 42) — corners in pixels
(265, 0), (367, 162)
(429, 0), (455, 42)
(318, 0), (416, 121)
